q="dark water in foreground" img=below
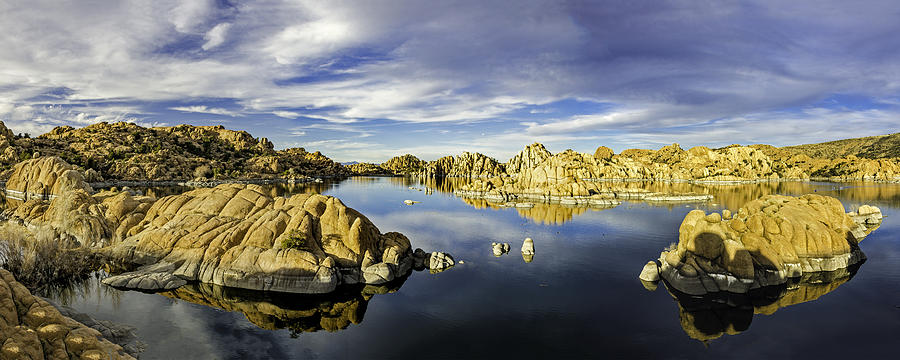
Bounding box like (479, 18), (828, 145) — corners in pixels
(48, 178), (900, 359)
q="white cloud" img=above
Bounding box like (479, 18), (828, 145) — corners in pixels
(202, 22), (232, 50)
(169, 105), (242, 117)
(169, 0), (214, 33)
(272, 111), (300, 119)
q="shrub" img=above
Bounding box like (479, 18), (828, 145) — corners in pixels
(0, 224), (102, 293)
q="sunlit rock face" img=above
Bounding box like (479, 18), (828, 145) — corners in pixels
(105, 184), (413, 294)
(667, 264), (860, 342)
(651, 194), (881, 295)
(0, 269), (134, 359)
(1, 157), (424, 295)
(421, 152), (505, 178)
(380, 154), (427, 175)
(3, 157), (154, 247)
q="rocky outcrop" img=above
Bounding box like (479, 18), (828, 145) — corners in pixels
(380, 154), (426, 174)
(4, 157), (91, 201)
(3, 157), (453, 295)
(645, 194), (882, 295)
(345, 163), (387, 176)
(0, 269), (134, 359)
(1, 122), (347, 181)
(421, 152), (505, 178)
(506, 143), (551, 175)
(4, 158), (155, 247)
(491, 242), (510, 257)
(103, 184), (414, 293)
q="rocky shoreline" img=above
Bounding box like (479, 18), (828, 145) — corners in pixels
(1, 157), (456, 296)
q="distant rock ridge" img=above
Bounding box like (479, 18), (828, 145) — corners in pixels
(642, 194), (882, 295)
(0, 121), (347, 181)
(421, 152), (505, 178)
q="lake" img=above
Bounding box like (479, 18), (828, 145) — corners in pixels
(45, 177), (900, 359)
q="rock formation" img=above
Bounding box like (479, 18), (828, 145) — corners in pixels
(0, 122), (347, 181)
(492, 242), (510, 257)
(644, 194), (882, 295)
(2, 157), (454, 295)
(345, 163), (387, 176)
(103, 184), (414, 293)
(421, 152), (505, 178)
(506, 143), (551, 175)
(0, 269), (134, 359)
(380, 154), (426, 175)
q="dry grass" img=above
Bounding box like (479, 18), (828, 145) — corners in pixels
(0, 223), (102, 292)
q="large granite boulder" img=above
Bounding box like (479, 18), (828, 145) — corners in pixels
(104, 184), (414, 294)
(650, 194), (882, 295)
(4, 157), (154, 247)
(0, 269), (134, 359)
(4, 157), (91, 201)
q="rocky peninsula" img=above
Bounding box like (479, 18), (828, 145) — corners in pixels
(2, 156), (454, 295)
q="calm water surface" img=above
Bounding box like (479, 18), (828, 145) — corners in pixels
(48, 177), (900, 359)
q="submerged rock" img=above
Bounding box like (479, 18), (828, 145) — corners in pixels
(647, 194), (882, 295)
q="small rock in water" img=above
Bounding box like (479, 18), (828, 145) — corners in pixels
(403, 199), (420, 205)
(428, 251), (455, 273)
(521, 238), (535, 255)
(638, 260), (660, 282)
(491, 242), (511, 257)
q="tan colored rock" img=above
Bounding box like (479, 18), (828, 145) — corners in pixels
(0, 269), (134, 359)
(105, 184), (414, 293)
(5, 157), (92, 200)
(654, 194), (881, 295)
(380, 154), (426, 174)
(507, 143), (552, 174)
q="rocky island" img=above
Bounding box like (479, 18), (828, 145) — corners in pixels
(639, 194), (882, 295)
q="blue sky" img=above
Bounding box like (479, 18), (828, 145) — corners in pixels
(1, 0), (899, 162)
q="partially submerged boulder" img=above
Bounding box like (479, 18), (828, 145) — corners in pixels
(648, 194), (881, 295)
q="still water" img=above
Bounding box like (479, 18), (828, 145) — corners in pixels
(48, 177), (900, 359)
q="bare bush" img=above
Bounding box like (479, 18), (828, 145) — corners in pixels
(0, 223), (102, 292)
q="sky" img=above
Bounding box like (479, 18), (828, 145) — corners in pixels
(1, 0), (899, 163)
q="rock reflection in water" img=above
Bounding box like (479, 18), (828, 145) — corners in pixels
(158, 278), (407, 336)
(663, 263), (861, 343)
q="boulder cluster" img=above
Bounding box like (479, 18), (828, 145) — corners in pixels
(641, 194), (882, 295)
(344, 154), (428, 176)
(0, 121), (347, 181)
(410, 141), (900, 207)
(0, 269), (134, 359)
(3, 157), (453, 295)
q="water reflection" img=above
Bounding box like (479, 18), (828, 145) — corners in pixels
(662, 263), (862, 343)
(159, 278), (407, 336)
